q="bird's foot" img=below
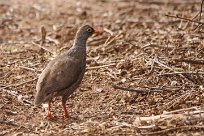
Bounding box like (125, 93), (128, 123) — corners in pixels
(45, 111), (53, 120)
(63, 111), (69, 119)
(62, 101), (69, 119)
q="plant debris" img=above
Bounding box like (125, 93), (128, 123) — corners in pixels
(1, 0), (204, 135)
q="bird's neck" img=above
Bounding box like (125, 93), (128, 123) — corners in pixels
(73, 35), (88, 48)
(69, 36), (87, 59)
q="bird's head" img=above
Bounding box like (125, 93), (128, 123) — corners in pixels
(76, 25), (101, 40)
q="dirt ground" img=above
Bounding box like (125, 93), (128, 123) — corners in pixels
(1, 0), (204, 135)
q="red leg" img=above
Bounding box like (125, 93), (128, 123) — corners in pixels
(45, 100), (53, 119)
(62, 101), (69, 118)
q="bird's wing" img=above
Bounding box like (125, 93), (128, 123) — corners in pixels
(35, 55), (83, 101)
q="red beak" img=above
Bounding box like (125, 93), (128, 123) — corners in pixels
(94, 28), (101, 34)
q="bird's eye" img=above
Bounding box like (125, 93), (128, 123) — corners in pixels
(87, 28), (93, 33)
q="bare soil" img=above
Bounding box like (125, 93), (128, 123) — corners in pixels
(1, 0), (204, 135)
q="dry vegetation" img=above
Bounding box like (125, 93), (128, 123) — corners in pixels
(1, 0), (204, 135)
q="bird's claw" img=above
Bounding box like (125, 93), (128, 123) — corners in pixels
(64, 112), (69, 118)
(45, 111), (53, 120)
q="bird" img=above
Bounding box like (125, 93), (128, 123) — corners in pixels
(34, 25), (100, 119)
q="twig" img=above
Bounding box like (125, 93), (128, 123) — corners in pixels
(1, 88), (33, 106)
(32, 41), (55, 56)
(154, 57), (195, 84)
(41, 26), (46, 46)
(141, 126), (204, 135)
(196, 71), (204, 85)
(165, 91), (192, 110)
(163, 106), (199, 115)
(104, 28), (114, 36)
(32, 26), (56, 55)
(136, 114), (183, 124)
(137, 125), (158, 129)
(165, 14), (204, 25)
(141, 43), (174, 50)
(19, 66), (41, 72)
(153, 57), (174, 71)
(159, 71), (204, 76)
(103, 32), (122, 48)
(148, 54), (157, 75)
(135, 110), (204, 122)
(39, 26), (46, 54)
(106, 32), (121, 46)
(88, 36), (108, 46)
(46, 36), (60, 45)
(103, 36), (112, 47)
(0, 68), (14, 79)
(112, 84), (163, 93)
(0, 120), (17, 126)
(193, 0), (204, 31)
(174, 58), (204, 65)
(87, 63), (116, 70)
(139, 1), (200, 5)
(199, 0), (204, 21)
(0, 78), (37, 89)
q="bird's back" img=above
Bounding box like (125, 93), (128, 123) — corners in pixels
(34, 49), (85, 106)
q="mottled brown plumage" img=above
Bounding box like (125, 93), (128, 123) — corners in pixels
(34, 25), (100, 119)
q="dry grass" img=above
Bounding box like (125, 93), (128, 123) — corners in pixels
(1, 0), (204, 135)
